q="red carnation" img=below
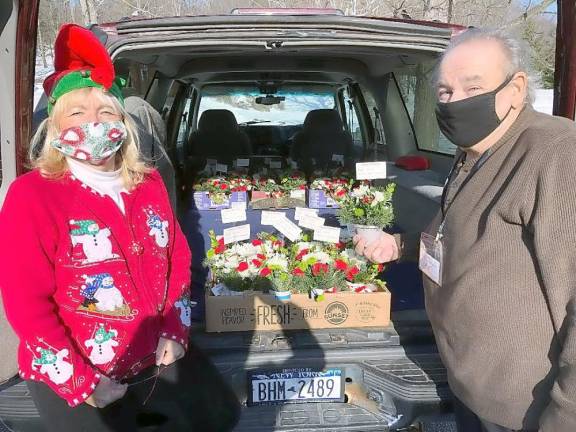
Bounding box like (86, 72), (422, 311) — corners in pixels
(220, 183), (228, 190)
(362, 196), (374, 204)
(346, 266), (360, 281)
(295, 248), (309, 261)
(260, 267), (272, 277)
(335, 259), (348, 272)
(237, 262), (249, 272)
(377, 263), (384, 272)
(257, 253), (266, 260)
(252, 239), (263, 246)
(292, 268), (305, 276)
(252, 259), (263, 268)
(273, 240), (284, 248)
(214, 238), (226, 254)
(311, 262), (329, 276)
(335, 242), (345, 250)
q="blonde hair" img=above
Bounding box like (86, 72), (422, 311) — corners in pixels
(30, 87), (152, 190)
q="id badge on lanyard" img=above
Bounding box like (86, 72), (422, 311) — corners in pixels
(419, 230), (444, 286)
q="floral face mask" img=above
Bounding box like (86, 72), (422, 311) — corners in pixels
(51, 121), (127, 163)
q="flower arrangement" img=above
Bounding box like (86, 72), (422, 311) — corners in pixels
(205, 231), (386, 299)
(309, 177), (351, 201)
(337, 183), (396, 228)
(279, 171), (307, 192)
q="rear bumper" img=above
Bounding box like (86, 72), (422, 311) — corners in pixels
(0, 337), (451, 432)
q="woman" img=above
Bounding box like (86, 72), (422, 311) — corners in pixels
(0, 24), (227, 431)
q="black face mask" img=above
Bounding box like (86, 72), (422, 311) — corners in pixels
(435, 76), (514, 148)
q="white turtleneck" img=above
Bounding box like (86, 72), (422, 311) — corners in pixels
(67, 158), (128, 214)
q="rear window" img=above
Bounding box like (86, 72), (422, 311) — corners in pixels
(198, 86), (336, 126)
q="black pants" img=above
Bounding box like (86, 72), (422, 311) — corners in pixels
(454, 397), (537, 432)
(27, 348), (240, 432)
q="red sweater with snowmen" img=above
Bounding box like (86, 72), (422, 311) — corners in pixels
(0, 169), (192, 407)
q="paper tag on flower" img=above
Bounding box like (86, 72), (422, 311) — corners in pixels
(223, 224), (250, 244)
(313, 226), (341, 243)
(221, 208), (246, 224)
(270, 161), (282, 169)
(332, 154), (344, 165)
(215, 163), (228, 174)
(294, 207), (318, 220)
(272, 216), (302, 242)
(235, 158), (250, 167)
(356, 162), (387, 180)
(261, 211), (285, 225)
(298, 215), (325, 230)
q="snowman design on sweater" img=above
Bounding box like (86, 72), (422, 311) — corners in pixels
(70, 219), (118, 264)
(84, 325), (119, 365)
(146, 211), (169, 248)
(80, 273), (125, 313)
(174, 296), (195, 327)
(31, 347), (74, 385)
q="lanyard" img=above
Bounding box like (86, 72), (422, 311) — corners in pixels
(437, 149), (492, 240)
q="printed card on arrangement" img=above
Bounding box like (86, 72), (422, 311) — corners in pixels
(313, 226), (341, 243)
(298, 215), (326, 230)
(355, 162), (387, 180)
(272, 217), (302, 242)
(223, 224), (250, 244)
(294, 207), (319, 220)
(261, 211), (285, 225)
(220, 208), (247, 224)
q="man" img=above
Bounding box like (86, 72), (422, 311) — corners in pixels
(354, 28), (576, 432)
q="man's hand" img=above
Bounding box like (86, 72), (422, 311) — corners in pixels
(353, 232), (399, 264)
(85, 375), (127, 408)
(155, 337), (185, 366)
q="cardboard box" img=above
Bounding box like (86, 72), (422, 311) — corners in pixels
(308, 189), (340, 209)
(251, 190), (307, 209)
(193, 191), (247, 210)
(205, 288), (391, 332)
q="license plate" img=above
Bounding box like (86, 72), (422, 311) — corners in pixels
(247, 367), (344, 406)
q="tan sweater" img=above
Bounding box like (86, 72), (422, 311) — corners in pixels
(413, 106), (576, 431)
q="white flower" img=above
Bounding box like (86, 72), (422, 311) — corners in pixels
(295, 242), (314, 253)
(266, 254), (289, 271)
(350, 184), (370, 198)
(303, 251), (333, 264)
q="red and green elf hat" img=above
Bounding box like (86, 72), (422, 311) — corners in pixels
(43, 23), (125, 114)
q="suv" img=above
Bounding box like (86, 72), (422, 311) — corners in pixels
(0, 4), (573, 432)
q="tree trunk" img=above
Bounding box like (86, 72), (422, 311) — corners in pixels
(447, 0), (453, 23)
(79, 0), (98, 25)
(38, 23), (48, 68)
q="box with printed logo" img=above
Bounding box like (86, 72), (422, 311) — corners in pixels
(205, 288), (391, 332)
(307, 190), (340, 209)
(193, 191), (248, 210)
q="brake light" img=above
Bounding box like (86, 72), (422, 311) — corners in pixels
(231, 8), (344, 16)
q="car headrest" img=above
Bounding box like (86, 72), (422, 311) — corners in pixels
(124, 96), (167, 144)
(303, 109), (344, 131)
(198, 109), (239, 133)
